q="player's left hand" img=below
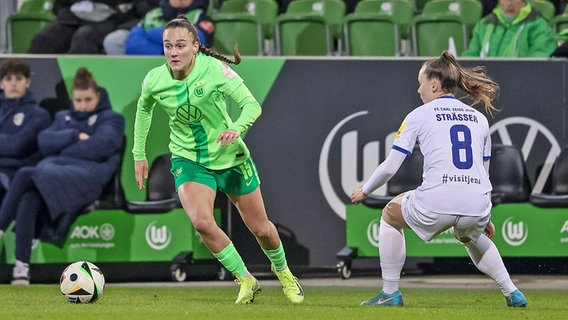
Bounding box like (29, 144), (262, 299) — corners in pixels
(351, 186), (368, 204)
(217, 129), (240, 147)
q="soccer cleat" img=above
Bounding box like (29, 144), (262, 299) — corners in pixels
(271, 265), (304, 304)
(506, 289), (527, 307)
(234, 276), (261, 304)
(360, 290), (404, 306)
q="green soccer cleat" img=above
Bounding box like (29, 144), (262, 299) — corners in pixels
(360, 290), (404, 306)
(234, 276), (261, 304)
(506, 289), (527, 307)
(271, 265), (304, 304)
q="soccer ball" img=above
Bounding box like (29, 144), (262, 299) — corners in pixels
(60, 261), (105, 303)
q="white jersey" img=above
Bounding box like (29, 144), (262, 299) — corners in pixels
(393, 96), (492, 216)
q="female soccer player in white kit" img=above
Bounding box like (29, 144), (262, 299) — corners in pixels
(351, 51), (527, 308)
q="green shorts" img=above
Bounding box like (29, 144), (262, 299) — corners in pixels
(170, 156), (260, 196)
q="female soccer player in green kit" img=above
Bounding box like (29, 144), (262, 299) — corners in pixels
(132, 15), (304, 304)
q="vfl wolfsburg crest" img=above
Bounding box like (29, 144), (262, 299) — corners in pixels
(194, 87), (204, 97)
(176, 104), (202, 124)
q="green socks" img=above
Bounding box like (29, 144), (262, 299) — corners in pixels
(263, 242), (287, 271)
(213, 241), (289, 277)
(213, 242), (248, 277)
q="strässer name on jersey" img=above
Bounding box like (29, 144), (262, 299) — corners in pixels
(434, 107), (479, 123)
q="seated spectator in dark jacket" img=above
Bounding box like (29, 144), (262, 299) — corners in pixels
(125, 0), (214, 55)
(0, 58), (51, 205)
(0, 67), (125, 285)
(103, 0), (161, 55)
(28, 0), (143, 54)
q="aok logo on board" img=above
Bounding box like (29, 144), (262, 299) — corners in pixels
(68, 223), (116, 249)
(69, 224), (115, 240)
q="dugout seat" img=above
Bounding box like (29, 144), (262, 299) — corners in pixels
(529, 147), (568, 207)
(489, 144), (532, 205)
(86, 136), (128, 211)
(126, 154), (181, 213)
(362, 145), (423, 209)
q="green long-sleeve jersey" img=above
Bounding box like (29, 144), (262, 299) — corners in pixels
(133, 53), (262, 170)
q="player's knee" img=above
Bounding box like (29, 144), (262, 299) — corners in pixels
(249, 221), (273, 239)
(382, 200), (404, 227)
(190, 216), (218, 236)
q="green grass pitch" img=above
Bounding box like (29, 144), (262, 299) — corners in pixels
(0, 284), (567, 319)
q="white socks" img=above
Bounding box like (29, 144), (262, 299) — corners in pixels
(463, 234), (517, 296)
(379, 218), (406, 294)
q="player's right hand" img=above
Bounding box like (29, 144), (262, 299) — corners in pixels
(134, 159), (149, 190)
(350, 186), (368, 204)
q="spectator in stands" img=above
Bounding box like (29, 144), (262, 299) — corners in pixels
(28, 0), (143, 54)
(0, 68), (125, 285)
(462, 0), (556, 57)
(0, 59), (51, 207)
(122, 0), (214, 55)
(133, 16), (303, 304)
(103, 0), (161, 54)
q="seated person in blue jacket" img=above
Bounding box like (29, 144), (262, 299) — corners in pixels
(0, 58), (51, 206)
(0, 67), (125, 285)
(124, 0), (214, 55)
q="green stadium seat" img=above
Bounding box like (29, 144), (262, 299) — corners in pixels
(343, 0), (414, 56)
(212, 0), (279, 55)
(410, 0), (472, 56)
(275, 0), (346, 56)
(551, 3), (568, 35)
(6, 0), (56, 53)
(529, 0), (556, 22)
(422, 0), (482, 37)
